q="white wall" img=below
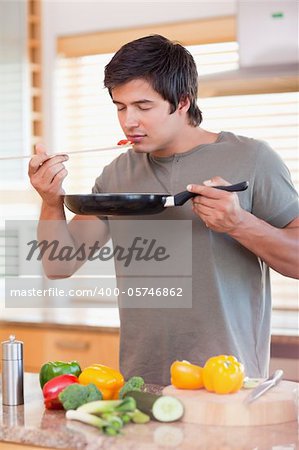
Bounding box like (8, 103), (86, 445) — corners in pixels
(42, 0), (236, 149)
(44, 0), (236, 36)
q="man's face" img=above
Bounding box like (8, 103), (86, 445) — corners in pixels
(111, 78), (187, 156)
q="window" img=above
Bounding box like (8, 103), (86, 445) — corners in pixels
(0, 0), (43, 310)
(0, 0), (43, 189)
(54, 52), (124, 195)
(0, 0), (31, 188)
(54, 36), (298, 332)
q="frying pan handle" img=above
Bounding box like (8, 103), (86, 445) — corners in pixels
(174, 181), (249, 206)
(215, 181), (249, 192)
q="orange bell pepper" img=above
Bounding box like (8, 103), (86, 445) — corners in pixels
(78, 364), (124, 400)
(170, 360), (204, 389)
(203, 355), (245, 394)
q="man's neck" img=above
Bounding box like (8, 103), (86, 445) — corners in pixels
(151, 127), (219, 158)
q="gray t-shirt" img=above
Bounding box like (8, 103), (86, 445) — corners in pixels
(92, 131), (298, 385)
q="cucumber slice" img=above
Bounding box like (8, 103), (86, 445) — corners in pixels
(152, 396), (184, 422)
(125, 391), (184, 422)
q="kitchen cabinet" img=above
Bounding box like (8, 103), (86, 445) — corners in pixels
(1, 320), (297, 379)
(0, 324), (120, 372)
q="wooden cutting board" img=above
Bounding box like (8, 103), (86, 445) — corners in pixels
(163, 380), (298, 426)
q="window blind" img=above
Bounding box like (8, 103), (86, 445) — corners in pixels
(54, 52), (124, 195)
(54, 42), (298, 321)
(0, 0), (30, 187)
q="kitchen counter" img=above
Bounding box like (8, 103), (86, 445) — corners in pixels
(0, 374), (298, 450)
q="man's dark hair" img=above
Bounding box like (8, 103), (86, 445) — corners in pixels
(104, 34), (202, 126)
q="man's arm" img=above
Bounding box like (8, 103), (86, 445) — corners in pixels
(37, 212), (110, 279)
(29, 145), (110, 278)
(226, 214), (298, 279)
(187, 178), (299, 279)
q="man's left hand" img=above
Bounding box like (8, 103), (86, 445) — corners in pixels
(187, 176), (245, 233)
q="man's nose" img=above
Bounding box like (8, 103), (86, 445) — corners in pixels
(123, 109), (139, 128)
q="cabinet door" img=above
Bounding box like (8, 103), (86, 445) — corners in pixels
(0, 326), (46, 372)
(44, 329), (120, 369)
(0, 325), (120, 372)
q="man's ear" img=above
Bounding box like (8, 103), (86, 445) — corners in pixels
(178, 95), (190, 113)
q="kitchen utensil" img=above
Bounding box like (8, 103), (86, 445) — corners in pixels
(0, 143), (132, 161)
(63, 181), (249, 216)
(1, 335), (24, 406)
(244, 369), (284, 405)
(163, 379), (298, 426)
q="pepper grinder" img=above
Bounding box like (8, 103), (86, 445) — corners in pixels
(1, 335), (24, 405)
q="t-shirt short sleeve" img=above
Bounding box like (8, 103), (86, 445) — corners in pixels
(251, 141), (299, 227)
(92, 172), (104, 194)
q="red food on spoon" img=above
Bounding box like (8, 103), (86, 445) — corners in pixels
(117, 139), (133, 146)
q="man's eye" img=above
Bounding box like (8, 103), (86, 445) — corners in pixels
(139, 106), (151, 111)
(117, 107), (126, 112)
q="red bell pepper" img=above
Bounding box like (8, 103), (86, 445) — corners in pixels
(42, 373), (79, 409)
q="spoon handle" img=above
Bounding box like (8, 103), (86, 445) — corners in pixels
(0, 144), (132, 161)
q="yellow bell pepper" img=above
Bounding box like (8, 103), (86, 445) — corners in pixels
(170, 360), (204, 389)
(78, 364), (124, 400)
(203, 355), (245, 394)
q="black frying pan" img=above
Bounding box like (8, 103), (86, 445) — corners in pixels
(63, 181), (248, 216)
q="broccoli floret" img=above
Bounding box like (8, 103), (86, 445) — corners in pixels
(59, 383), (102, 410)
(85, 383), (103, 403)
(118, 376), (145, 399)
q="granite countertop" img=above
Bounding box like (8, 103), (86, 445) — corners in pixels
(0, 374), (298, 450)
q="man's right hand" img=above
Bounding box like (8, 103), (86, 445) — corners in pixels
(28, 144), (69, 207)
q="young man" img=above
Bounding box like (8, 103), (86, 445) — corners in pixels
(29, 35), (299, 385)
